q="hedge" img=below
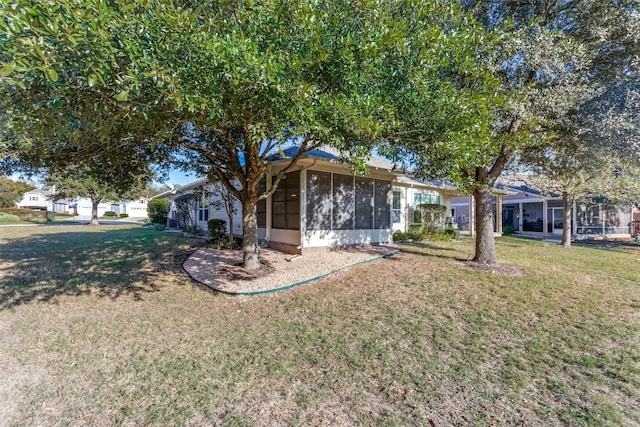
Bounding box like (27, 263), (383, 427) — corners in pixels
(0, 208), (48, 222)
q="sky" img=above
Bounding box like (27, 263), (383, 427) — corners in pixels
(163, 169), (196, 186)
(10, 167), (198, 188)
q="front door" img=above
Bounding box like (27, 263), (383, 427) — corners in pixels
(502, 207), (514, 229)
(549, 207), (563, 235)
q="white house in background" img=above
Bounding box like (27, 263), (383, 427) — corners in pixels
(155, 146), (462, 254)
(74, 197), (149, 218)
(121, 198), (149, 217)
(16, 189), (70, 213)
(16, 189), (149, 218)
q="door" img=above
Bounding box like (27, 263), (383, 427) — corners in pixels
(548, 207), (563, 235)
(502, 207), (514, 229)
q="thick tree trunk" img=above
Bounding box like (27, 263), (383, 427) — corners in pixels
(242, 199), (260, 270)
(473, 186), (496, 264)
(90, 198), (100, 225)
(561, 191), (572, 248)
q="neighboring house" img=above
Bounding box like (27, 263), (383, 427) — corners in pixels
(74, 197), (149, 218)
(16, 189), (54, 211)
(156, 146), (462, 253)
(16, 190), (149, 218)
(121, 198), (149, 217)
(16, 189), (70, 213)
(451, 178), (639, 238)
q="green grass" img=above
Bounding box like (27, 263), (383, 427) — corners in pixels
(0, 226), (638, 426)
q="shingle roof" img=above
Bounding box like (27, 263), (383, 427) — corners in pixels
(269, 144), (396, 171)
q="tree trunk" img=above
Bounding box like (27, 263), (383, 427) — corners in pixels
(90, 198), (100, 225)
(242, 199), (260, 270)
(561, 191), (572, 248)
(473, 186), (496, 264)
(225, 191), (235, 246)
(228, 206), (234, 246)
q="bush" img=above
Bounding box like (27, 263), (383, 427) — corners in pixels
(443, 227), (461, 241)
(104, 211), (117, 217)
(148, 199), (170, 225)
(502, 225), (516, 235)
(207, 219), (227, 243)
(119, 213), (129, 218)
(408, 223), (424, 234)
(415, 203), (447, 233)
(0, 208), (47, 222)
(393, 227), (460, 242)
(0, 212), (20, 223)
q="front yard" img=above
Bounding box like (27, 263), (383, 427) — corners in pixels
(0, 225), (638, 426)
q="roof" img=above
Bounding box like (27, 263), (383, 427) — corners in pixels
(269, 144), (397, 171)
(393, 175), (461, 194)
(23, 189), (53, 197)
(151, 178), (210, 199)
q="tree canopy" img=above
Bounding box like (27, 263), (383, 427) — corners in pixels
(2, 0), (638, 267)
(0, 175), (34, 208)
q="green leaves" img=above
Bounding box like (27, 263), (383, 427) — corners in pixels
(115, 90), (129, 102)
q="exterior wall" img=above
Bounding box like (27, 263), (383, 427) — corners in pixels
(75, 199), (112, 217)
(209, 199), (243, 236)
(123, 199), (149, 217)
(393, 185), (451, 233)
(164, 184), (242, 233)
(296, 166), (394, 252)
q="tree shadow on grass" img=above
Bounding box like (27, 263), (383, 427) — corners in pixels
(0, 227), (205, 310)
(393, 241), (468, 262)
(573, 239), (640, 255)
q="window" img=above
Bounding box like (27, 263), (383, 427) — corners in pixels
(305, 173), (392, 231)
(355, 178), (374, 229)
(272, 171), (300, 230)
(30, 196), (38, 201)
(332, 173), (354, 230)
(374, 180), (391, 229)
(392, 190), (402, 224)
(413, 192), (441, 223)
(198, 192), (209, 222)
(306, 171), (331, 230)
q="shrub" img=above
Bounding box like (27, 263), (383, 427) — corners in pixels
(393, 231), (409, 241)
(443, 227), (461, 241)
(502, 225), (516, 235)
(104, 211), (117, 217)
(0, 208), (47, 222)
(415, 203), (447, 233)
(207, 219), (227, 243)
(148, 199), (170, 225)
(408, 223), (424, 234)
(0, 212), (20, 223)
(119, 213), (129, 218)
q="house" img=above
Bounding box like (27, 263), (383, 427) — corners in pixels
(16, 189), (149, 218)
(16, 189), (70, 213)
(73, 197), (149, 218)
(451, 178), (639, 238)
(391, 175), (461, 234)
(156, 146), (463, 253)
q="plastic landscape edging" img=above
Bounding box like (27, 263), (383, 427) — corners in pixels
(185, 249), (401, 296)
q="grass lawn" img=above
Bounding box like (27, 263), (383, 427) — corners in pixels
(0, 225), (638, 426)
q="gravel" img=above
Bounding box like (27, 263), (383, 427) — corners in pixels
(183, 245), (401, 294)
